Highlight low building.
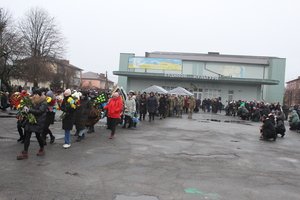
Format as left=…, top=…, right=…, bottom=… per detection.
left=284, top=76, right=300, bottom=106
left=11, top=59, right=82, bottom=90
left=81, top=71, right=114, bottom=90
left=114, top=51, right=286, bottom=104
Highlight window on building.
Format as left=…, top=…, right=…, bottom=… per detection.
left=182, top=64, right=193, bottom=75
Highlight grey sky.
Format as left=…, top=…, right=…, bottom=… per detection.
left=2, top=0, right=300, bottom=83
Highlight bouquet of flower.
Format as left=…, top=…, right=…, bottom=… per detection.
left=46, top=96, right=57, bottom=112
left=95, top=93, right=108, bottom=104
left=59, top=96, right=78, bottom=120
left=17, top=96, right=37, bottom=124
left=67, top=96, right=78, bottom=109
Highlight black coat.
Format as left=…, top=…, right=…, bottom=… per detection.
left=275, top=118, right=286, bottom=134
left=61, top=96, right=75, bottom=130
left=25, top=100, right=47, bottom=133
left=158, top=97, right=167, bottom=114
left=139, top=97, right=147, bottom=114
left=147, top=96, right=158, bottom=113
left=74, top=99, right=91, bottom=130
left=261, top=118, right=276, bottom=139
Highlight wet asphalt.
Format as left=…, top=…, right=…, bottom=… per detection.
left=0, top=111, right=300, bottom=200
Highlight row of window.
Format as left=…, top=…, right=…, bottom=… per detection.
left=161, top=86, right=234, bottom=101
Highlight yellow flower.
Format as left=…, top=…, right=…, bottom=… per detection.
left=71, top=104, right=76, bottom=109
left=67, top=97, right=73, bottom=103
left=46, top=97, right=52, bottom=103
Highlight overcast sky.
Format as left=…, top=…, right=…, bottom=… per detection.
left=2, top=0, right=300, bottom=83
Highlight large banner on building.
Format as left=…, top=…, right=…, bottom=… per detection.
left=128, top=57, right=182, bottom=71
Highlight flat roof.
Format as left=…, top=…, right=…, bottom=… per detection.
left=146, top=51, right=284, bottom=65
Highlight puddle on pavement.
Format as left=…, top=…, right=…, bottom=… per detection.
left=114, top=194, right=159, bottom=200
left=202, top=119, right=253, bottom=126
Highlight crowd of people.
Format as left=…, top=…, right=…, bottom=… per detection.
left=1, top=86, right=300, bottom=160
left=223, top=100, right=300, bottom=141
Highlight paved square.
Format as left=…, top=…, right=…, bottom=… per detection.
left=0, top=112, right=299, bottom=200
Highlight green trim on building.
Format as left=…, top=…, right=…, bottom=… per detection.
left=113, top=71, right=279, bottom=85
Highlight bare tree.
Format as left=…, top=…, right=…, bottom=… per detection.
left=0, top=8, right=24, bottom=92
left=19, top=7, right=65, bottom=87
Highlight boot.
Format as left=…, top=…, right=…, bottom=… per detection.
left=17, top=137, right=24, bottom=142
left=36, top=148, right=45, bottom=156
left=109, top=133, right=114, bottom=139
left=76, top=136, right=82, bottom=142
left=17, top=151, right=28, bottom=160
left=50, top=136, right=55, bottom=144
left=91, top=126, right=95, bottom=133
left=87, top=127, right=93, bottom=133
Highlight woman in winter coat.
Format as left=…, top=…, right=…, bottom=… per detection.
left=74, top=92, right=91, bottom=142
left=123, top=94, right=136, bottom=128
left=60, top=89, right=76, bottom=148
left=139, top=93, right=147, bottom=121
left=42, top=90, right=56, bottom=145
left=158, top=94, right=167, bottom=119
left=275, top=111, right=286, bottom=137
left=104, top=92, right=123, bottom=139
left=187, top=96, right=196, bottom=119
left=289, top=110, right=300, bottom=130
left=17, top=90, right=47, bottom=160
left=146, top=92, right=158, bottom=122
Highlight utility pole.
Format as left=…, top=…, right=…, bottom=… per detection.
left=105, top=71, right=108, bottom=90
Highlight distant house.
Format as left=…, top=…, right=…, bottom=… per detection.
left=81, top=71, right=114, bottom=90
left=284, top=76, right=300, bottom=106
left=54, top=59, right=83, bottom=89
left=10, top=58, right=82, bottom=90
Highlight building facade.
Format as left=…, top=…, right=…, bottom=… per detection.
left=81, top=71, right=114, bottom=90
left=284, top=76, right=300, bottom=106
left=114, top=51, right=286, bottom=104
left=11, top=59, right=82, bottom=90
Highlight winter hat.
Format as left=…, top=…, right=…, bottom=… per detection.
left=32, top=89, right=42, bottom=96
left=46, top=90, right=54, bottom=98
left=112, top=92, right=119, bottom=98
left=64, top=89, right=71, bottom=96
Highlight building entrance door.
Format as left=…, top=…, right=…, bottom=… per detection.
left=193, top=92, right=202, bottom=100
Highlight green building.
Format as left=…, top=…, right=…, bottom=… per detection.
left=114, top=51, right=286, bottom=104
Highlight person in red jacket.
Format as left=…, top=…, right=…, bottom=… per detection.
left=104, top=92, right=123, bottom=139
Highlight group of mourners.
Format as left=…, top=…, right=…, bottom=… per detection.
left=4, top=86, right=300, bottom=160
left=11, top=87, right=197, bottom=160
left=223, top=100, right=300, bottom=141
left=13, top=88, right=105, bottom=160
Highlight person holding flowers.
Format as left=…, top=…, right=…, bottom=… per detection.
left=60, top=89, right=76, bottom=149
left=74, top=91, right=91, bottom=142
left=17, top=89, right=48, bottom=160
left=13, top=90, right=29, bottom=143
left=42, top=90, right=56, bottom=145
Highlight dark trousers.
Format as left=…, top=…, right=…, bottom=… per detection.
left=24, top=131, right=44, bottom=152
left=17, top=121, right=24, bottom=139
left=123, top=115, right=133, bottom=128
left=139, top=112, right=146, bottom=120
left=42, top=127, right=54, bottom=142
left=108, top=118, right=119, bottom=135
left=149, top=112, right=155, bottom=121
